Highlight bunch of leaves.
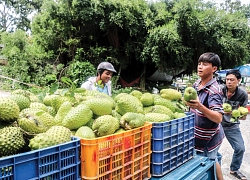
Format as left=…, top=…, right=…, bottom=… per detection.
left=65, top=61, right=95, bottom=87
left=0, top=30, right=56, bottom=89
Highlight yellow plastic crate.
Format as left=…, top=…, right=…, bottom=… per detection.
left=80, top=122, right=152, bottom=180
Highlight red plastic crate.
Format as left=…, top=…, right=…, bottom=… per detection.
left=80, top=122, right=152, bottom=180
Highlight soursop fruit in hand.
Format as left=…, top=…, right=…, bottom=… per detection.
left=223, top=103, right=232, bottom=113
left=92, top=115, right=120, bottom=137
left=230, top=109, right=241, bottom=122
left=238, top=107, right=249, bottom=117
left=120, top=112, right=145, bottom=130
left=183, top=87, right=197, bottom=102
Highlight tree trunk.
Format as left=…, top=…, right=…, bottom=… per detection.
left=140, top=64, right=146, bottom=91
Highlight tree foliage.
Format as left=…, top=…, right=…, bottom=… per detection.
left=0, top=0, right=42, bottom=32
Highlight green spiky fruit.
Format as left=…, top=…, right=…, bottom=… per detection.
left=92, top=115, right=120, bottom=137
left=18, top=110, right=56, bottom=134
left=30, top=102, right=48, bottom=112
left=47, top=106, right=57, bottom=116
left=75, top=126, right=96, bottom=139
left=173, top=112, right=186, bottom=119
left=130, top=90, right=142, bottom=99
left=86, top=118, right=95, bottom=129
left=149, top=105, right=174, bottom=119
left=51, top=95, right=75, bottom=112
left=238, top=107, right=248, bottom=116
left=111, top=110, right=122, bottom=120
left=9, top=94, right=31, bottom=111
left=29, top=95, right=40, bottom=102
left=11, top=89, right=32, bottom=99
left=160, top=88, right=182, bottom=101
left=120, top=112, right=145, bottom=130
left=114, top=93, right=143, bottom=115
left=223, top=103, right=232, bottom=112
left=140, top=93, right=154, bottom=107
left=232, top=109, right=241, bottom=118
left=0, top=97, right=20, bottom=122
left=54, top=101, right=72, bottom=125
left=0, top=127, right=25, bottom=157
left=115, top=128, right=126, bottom=134
left=154, top=97, right=176, bottom=112
left=62, top=104, right=93, bottom=130
left=43, top=94, right=58, bottom=106
left=143, top=106, right=153, bottom=114
left=84, top=97, right=114, bottom=116
left=28, top=126, right=71, bottom=150
left=145, top=113, right=170, bottom=122
left=183, top=87, right=197, bottom=102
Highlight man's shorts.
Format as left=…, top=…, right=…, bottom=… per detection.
left=196, top=145, right=221, bottom=163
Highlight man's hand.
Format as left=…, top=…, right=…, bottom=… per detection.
left=239, top=115, right=247, bottom=120
left=185, top=98, right=202, bottom=110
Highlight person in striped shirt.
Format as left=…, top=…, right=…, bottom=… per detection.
left=185, top=52, right=225, bottom=180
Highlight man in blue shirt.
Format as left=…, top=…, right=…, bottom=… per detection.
left=186, top=52, right=224, bottom=180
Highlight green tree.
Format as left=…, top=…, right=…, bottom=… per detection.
left=173, top=0, right=250, bottom=71
left=0, top=30, right=56, bottom=87
left=0, top=0, right=42, bottom=32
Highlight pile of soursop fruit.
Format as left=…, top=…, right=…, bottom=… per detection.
left=0, top=88, right=187, bottom=158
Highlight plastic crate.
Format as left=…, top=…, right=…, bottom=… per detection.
left=0, top=137, right=81, bottom=180
left=151, top=113, right=194, bottom=141
left=150, top=155, right=216, bottom=180
left=150, top=113, right=195, bottom=177
left=80, top=122, right=152, bottom=180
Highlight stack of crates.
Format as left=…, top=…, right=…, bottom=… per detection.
left=150, top=112, right=195, bottom=177
left=80, top=122, right=152, bottom=180
left=0, top=137, right=81, bottom=180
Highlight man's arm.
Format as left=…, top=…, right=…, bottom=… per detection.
left=186, top=100, right=223, bottom=124
left=239, top=90, right=248, bottom=120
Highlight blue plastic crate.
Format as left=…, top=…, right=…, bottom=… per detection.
left=150, top=112, right=195, bottom=177
left=151, top=138, right=194, bottom=163
left=151, top=113, right=194, bottom=140
left=150, top=155, right=216, bottom=180
left=151, top=148, right=195, bottom=176
left=0, top=136, right=81, bottom=180
left=151, top=129, right=194, bottom=152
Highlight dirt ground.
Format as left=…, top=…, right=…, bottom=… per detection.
left=220, top=115, right=250, bottom=180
